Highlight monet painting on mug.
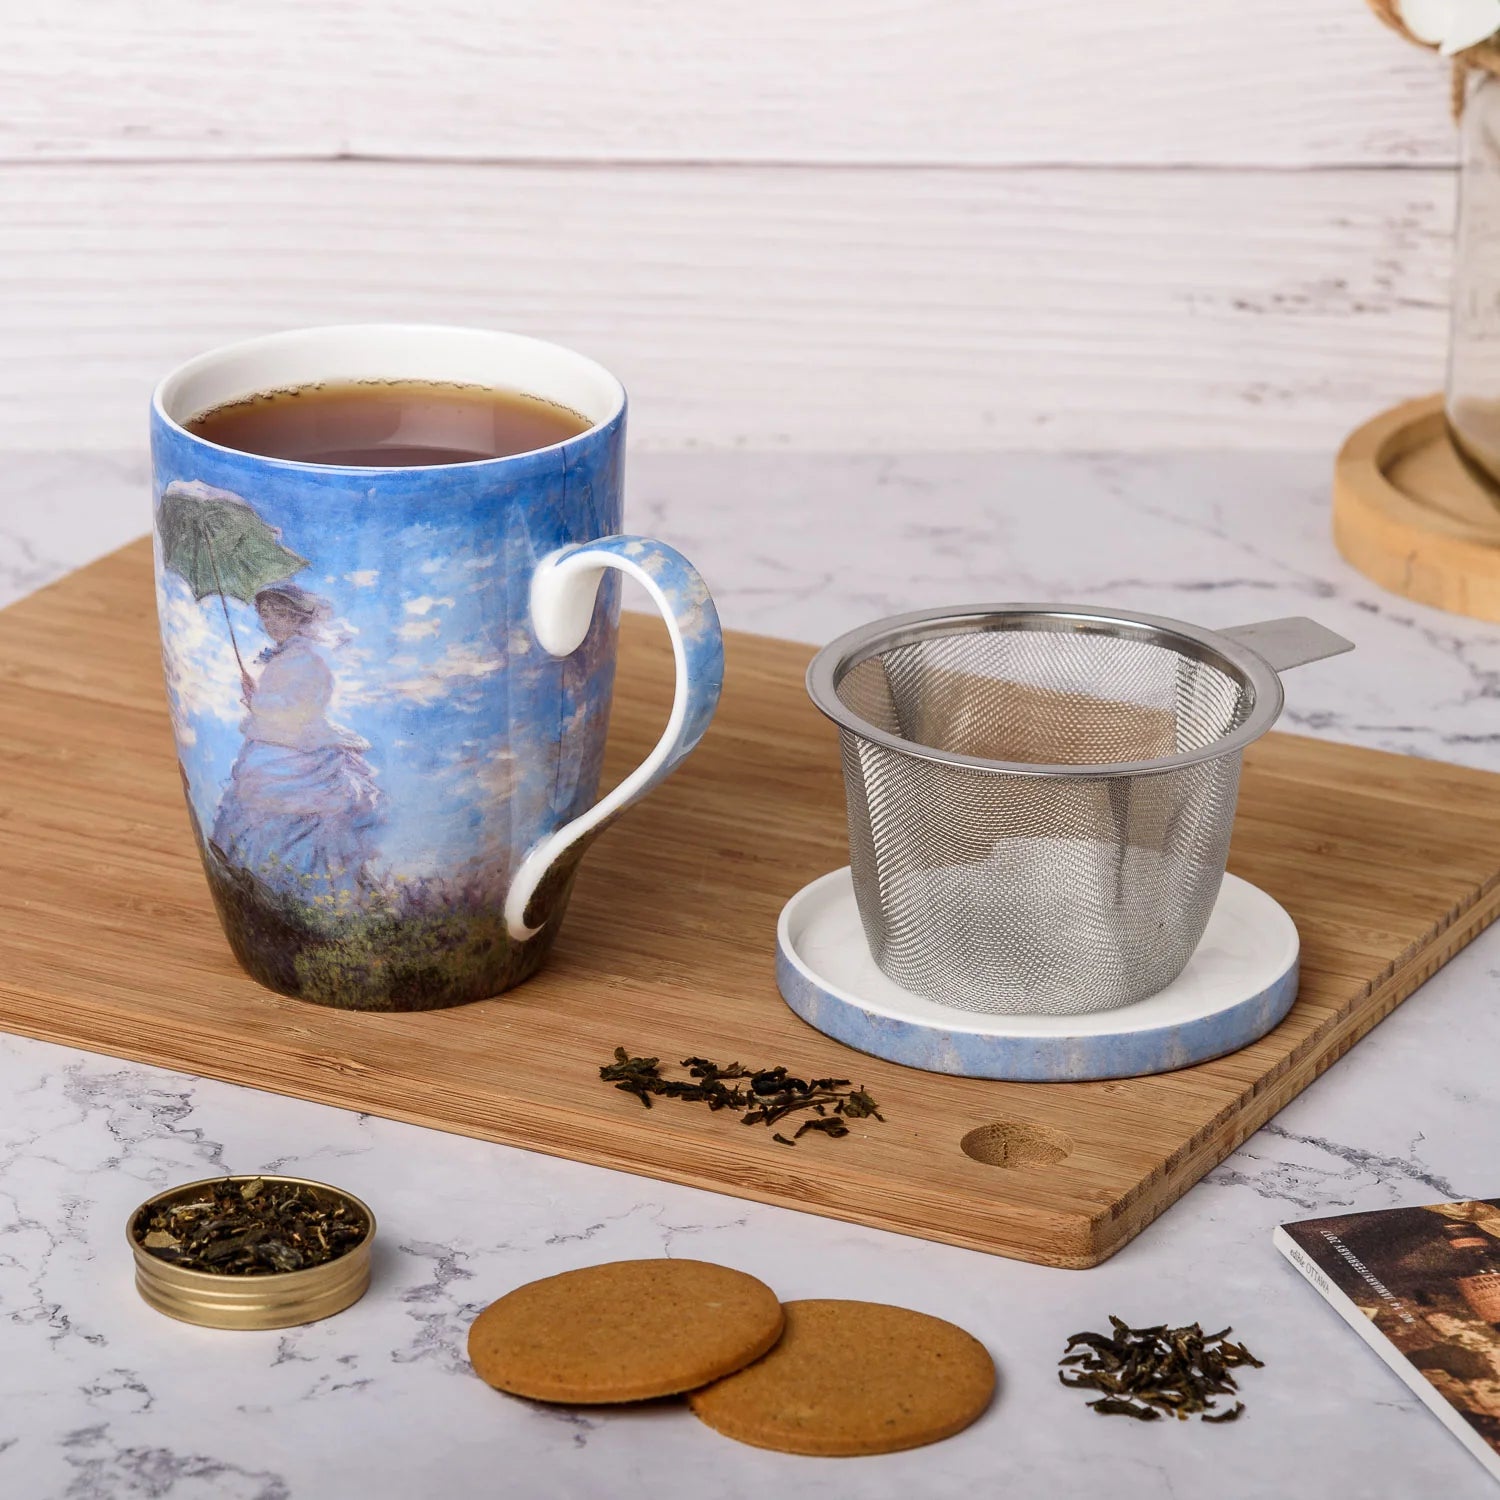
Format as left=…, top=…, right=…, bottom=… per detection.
left=151, top=328, right=723, bottom=1014
left=154, top=469, right=609, bottom=1012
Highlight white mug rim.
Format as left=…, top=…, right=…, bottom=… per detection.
left=151, top=324, right=627, bottom=475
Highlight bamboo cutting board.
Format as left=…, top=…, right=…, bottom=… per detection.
left=4, top=541, right=1499, bottom=1268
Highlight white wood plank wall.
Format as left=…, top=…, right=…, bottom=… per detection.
left=0, top=1, right=1463, bottom=452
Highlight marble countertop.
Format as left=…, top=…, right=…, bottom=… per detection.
left=5, top=448, right=1500, bottom=1499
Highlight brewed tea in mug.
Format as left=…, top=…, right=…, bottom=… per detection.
left=186, top=380, right=593, bottom=467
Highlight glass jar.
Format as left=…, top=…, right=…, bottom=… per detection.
left=1448, top=72, right=1500, bottom=492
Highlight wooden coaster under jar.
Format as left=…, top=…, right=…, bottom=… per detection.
left=1334, top=394, right=1500, bottom=624
left=127, top=1174, right=375, bottom=1330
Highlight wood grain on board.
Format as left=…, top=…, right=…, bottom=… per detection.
left=0, top=162, right=1450, bottom=454
left=2, top=541, right=1497, bottom=1267
left=3, top=0, right=1451, bottom=167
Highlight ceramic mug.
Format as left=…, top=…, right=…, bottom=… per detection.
left=151, top=325, right=723, bottom=1010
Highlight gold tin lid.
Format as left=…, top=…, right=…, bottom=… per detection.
left=128, top=1174, right=375, bottom=1331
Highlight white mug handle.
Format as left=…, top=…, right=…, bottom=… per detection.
left=503, top=535, right=724, bottom=941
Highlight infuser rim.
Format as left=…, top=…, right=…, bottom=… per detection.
left=805, top=603, right=1286, bottom=780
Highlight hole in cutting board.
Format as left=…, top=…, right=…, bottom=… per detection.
left=961, top=1121, right=1071, bottom=1170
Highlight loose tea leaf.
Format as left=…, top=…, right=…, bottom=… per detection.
left=1058, top=1317, right=1262, bottom=1423
left=1088, top=1397, right=1161, bottom=1421
left=600, top=1049, right=883, bottom=1144
left=1201, top=1401, right=1246, bottom=1424
left=135, top=1180, right=367, bottom=1276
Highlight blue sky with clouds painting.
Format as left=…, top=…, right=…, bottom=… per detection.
left=152, top=427, right=623, bottom=887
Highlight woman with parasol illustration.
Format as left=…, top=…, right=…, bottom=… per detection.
left=157, top=481, right=380, bottom=898
left=211, top=584, right=380, bottom=897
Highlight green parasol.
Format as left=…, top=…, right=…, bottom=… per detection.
left=156, top=480, right=309, bottom=674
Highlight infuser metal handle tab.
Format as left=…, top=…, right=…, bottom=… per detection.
left=1220, top=617, right=1354, bottom=674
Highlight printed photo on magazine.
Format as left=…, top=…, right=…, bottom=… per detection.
left=1276, top=1199, right=1500, bottom=1484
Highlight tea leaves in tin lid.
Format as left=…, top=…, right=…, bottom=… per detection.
left=136, top=1177, right=368, bottom=1276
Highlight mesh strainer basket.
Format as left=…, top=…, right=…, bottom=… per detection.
left=807, top=607, right=1353, bottom=1016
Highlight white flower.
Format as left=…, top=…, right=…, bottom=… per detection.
left=1400, top=0, right=1500, bottom=55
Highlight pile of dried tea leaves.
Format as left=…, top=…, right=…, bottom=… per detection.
left=600, top=1050, right=884, bottom=1146
left=136, top=1177, right=368, bottom=1275
left=1058, top=1316, right=1263, bottom=1423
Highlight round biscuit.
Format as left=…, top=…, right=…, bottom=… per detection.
left=467, top=1258, right=785, bottom=1404
left=688, top=1298, right=995, bottom=1455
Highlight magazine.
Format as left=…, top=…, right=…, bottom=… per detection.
left=1276, top=1199, right=1500, bottom=1484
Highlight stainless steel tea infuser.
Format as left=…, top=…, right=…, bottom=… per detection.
left=807, top=606, right=1353, bottom=1016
